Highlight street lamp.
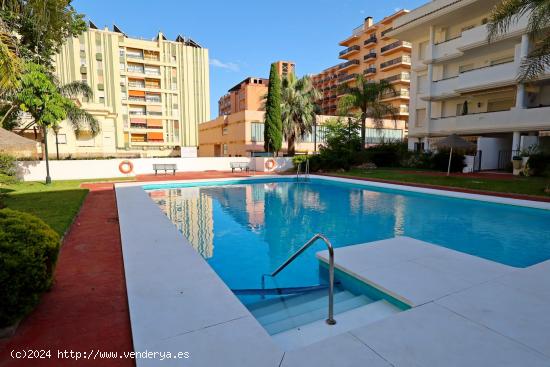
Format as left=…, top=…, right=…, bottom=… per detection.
left=52, top=125, right=61, bottom=160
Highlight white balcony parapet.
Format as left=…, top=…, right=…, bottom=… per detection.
left=429, top=76, right=459, bottom=100
left=456, top=61, right=517, bottom=93
left=424, top=106, right=550, bottom=135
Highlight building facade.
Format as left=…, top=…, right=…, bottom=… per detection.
left=390, top=0, right=550, bottom=169
left=198, top=110, right=333, bottom=157
left=312, top=10, right=412, bottom=128
left=217, top=61, right=294, bottom=116
left=46, top=23, right=210, bottom=158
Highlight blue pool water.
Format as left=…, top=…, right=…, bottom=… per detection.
left=146, top=177, right=550, bottom=294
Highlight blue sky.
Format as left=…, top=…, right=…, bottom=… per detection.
left=74, top=0, right=425, bottom=118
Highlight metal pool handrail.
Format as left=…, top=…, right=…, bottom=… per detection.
left=264, top=233, right=336, bottom=325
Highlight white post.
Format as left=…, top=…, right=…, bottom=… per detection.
left=516, top=34, right=530, bottom=108
left=512, top=131, right=521, bottom=157
left=447, top=147, right=453, bottom=176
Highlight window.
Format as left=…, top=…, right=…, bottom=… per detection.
left=490, top=56, right=514, bottom=66
left=415, top=108, right=426, bottom=127
left=365, top=128, right=403, bottom=144
left=418, top=41, right=428, bottom=60
left=222, top=126, right=228, bottom=135
left=250, top=122, right=264, bottom=142
left=222, top=144, right=228, bottom=156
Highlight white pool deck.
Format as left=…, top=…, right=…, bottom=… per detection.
left=115, top=176, right=550, bottom=367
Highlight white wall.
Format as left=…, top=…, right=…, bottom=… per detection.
left=17, top=157, right=294, bottom=181
left=477, top=136, right=511, bottom=170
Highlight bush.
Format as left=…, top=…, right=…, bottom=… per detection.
left=292, top=155, right=310, bottom=169
left=362, top=142, right=409, bottom=167
left=401, top=151, right=434, bottom=169
left=527, top=153, right=550, bottom=176
left=0, top=153, right=17, bottom=184
left=432, top=149, right=466, bottom=172
left=0, top=209, right=60, bottom=328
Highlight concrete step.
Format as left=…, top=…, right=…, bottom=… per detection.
left=272, top=299, right=402, bottom=351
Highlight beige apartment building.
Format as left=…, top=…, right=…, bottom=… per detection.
left=199, top=110, right=333, bottom=157
left=390, top=0, right=550, bottom=170
left=311, top=10, right=411, bottom=143
left=218, top=61, right=294, bottom=116
left=39, top=22, right=210, bottom=158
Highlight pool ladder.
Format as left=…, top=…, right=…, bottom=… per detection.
left=296, top=158, right=310, bottom=181
left=262, top=233, right=336, bottom=325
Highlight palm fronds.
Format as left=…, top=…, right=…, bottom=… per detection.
left=64, top=102, right=100, bottom=136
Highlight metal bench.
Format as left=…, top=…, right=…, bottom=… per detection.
left=153, top=163, right=177, bottom=175
left=230, top=162, right=250, bottom=173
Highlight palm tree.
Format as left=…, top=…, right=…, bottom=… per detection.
left=338, top=75, right=397, bottom=149
left=280, top=74, right=321, bottom=156
left=488, top=0, right=550, bottom=80
left=0, top=18, right=21, bottom=96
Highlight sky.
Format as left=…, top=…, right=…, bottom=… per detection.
left=74, top=0, right=426, bottom=118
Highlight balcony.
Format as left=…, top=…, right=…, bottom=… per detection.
left=380, top=41, right=412, bottom=55
left=364, top=67, right=376, bottom=75
left=338, top=60, right=360, bottom=71
left=338, top=73, right=358, bottom=83
left=363, top=52, right=376, bottom=61
left=427, top=106, right=550, bottom=135
left=429, top=76, right=459, bottom=100
left=364, top=36, right=377, bottom=46
left=456, top=61, right=517, bottom=93
left=380, top=55, right=412, bottom=71
left=429, top=15, right=528, bottom=63
left=382, top=89, right=410, bottom=100
left=340, top=24, right=364, bottom=46
left=339, top=45, right=360, bottom=58
left=382, top=72, right=410, bottom=84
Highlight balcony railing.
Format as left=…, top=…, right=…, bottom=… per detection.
left=381, top=41, right=411, bottom=53
left=364, top=36, right=377, bottom=46
left=127, top=67, right=144, bottom=73
left=338, top=73, right=358, bottom=83
left=339, top=45, right=360, bottom=57
left=380, top=56, right=412, bottom=69
left=382, top=72, right=410, bottom=83
left=338, top=60, right=360, bottom=69
left=364, top=52, right=377, bottom=61
left=128, top=82, right=145, bottom=88
left=364, top=67, right=376, bottom=75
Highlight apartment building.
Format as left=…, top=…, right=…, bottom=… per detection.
left=312, top=10, right=411, bottom=129
left=199, top=110, right=333, bottom=157
left=217, top=61, right=294, bottom=116
left=46, top=22, right=210, bottom=158
left=390, top=0, right=550, bottom=170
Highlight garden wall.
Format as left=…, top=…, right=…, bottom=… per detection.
left=17, top=157, right=294, bottom=181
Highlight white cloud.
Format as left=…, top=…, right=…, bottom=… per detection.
left=210, top=58, right=240, bottom=72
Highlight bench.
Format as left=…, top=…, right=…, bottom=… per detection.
left=153, top=163, right=177, bottom=175
left=230, top=162, right=250, bottom=173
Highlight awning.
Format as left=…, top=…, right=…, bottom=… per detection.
left=147, top=132, right=164, bottom=140
left=130, top=118, right=146, bottom=124
left=147, top=119, right=163, bottom=128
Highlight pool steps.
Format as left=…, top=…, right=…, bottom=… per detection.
left=248, top=288, right=400, bottom=348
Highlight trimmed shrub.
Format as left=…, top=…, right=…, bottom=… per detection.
left=0, top=153, right=17, bottom=184
left=401, top=151, right=434, bottom=169
left=292, top=155, right=310, bottom=169
left=432, top=149, right=466, bottom=172
left=527, top=153, right=550, bottom=176
left=0, top=209, right=60, bottom=328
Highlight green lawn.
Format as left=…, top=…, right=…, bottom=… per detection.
left=335, top=168, right=550, bottom=198
left=0, top=178, right=133, bottom=235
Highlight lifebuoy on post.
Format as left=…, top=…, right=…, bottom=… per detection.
left=264, top=158, right=276, bottom=172
left=119, top=160, right=134, bottom=174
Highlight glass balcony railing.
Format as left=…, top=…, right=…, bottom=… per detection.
left=382, top=72, right=410, bottom=83
left=364, top=67, right=376, bottom=74
left=364, top=36, right=377, bottom=46
left=364, top=52, right=376, bottom=61
left=380, top=55, right=412, bottom=69
left=338, top=60, right=360, bottom=69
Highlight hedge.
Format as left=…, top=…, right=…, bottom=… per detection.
left=0, top=209, right=60, bottom=328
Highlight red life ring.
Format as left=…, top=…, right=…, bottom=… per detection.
left=265, top=159, right=276, bottom=171
left=119, top=160, right=134, bottom=174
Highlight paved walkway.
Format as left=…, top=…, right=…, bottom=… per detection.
left=0, top=171, right=264, bottom=366
left=0, top=185, right=134, bottom=366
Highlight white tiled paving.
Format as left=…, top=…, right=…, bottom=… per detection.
left=117, top=181, right=550, bottom=367
left=351, top=303, right=550, bottom=367
left=317, top=236, right=515, bottom=306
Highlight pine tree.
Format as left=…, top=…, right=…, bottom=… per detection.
left=264, top=63, right=283, bottom=154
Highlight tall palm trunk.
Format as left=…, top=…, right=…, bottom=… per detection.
left=287, top=134, right=296, bottom=156
left=360, top=112, right=367, bottom=150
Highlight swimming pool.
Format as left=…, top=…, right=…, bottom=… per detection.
left=145, top=177, right=550, bottom=293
